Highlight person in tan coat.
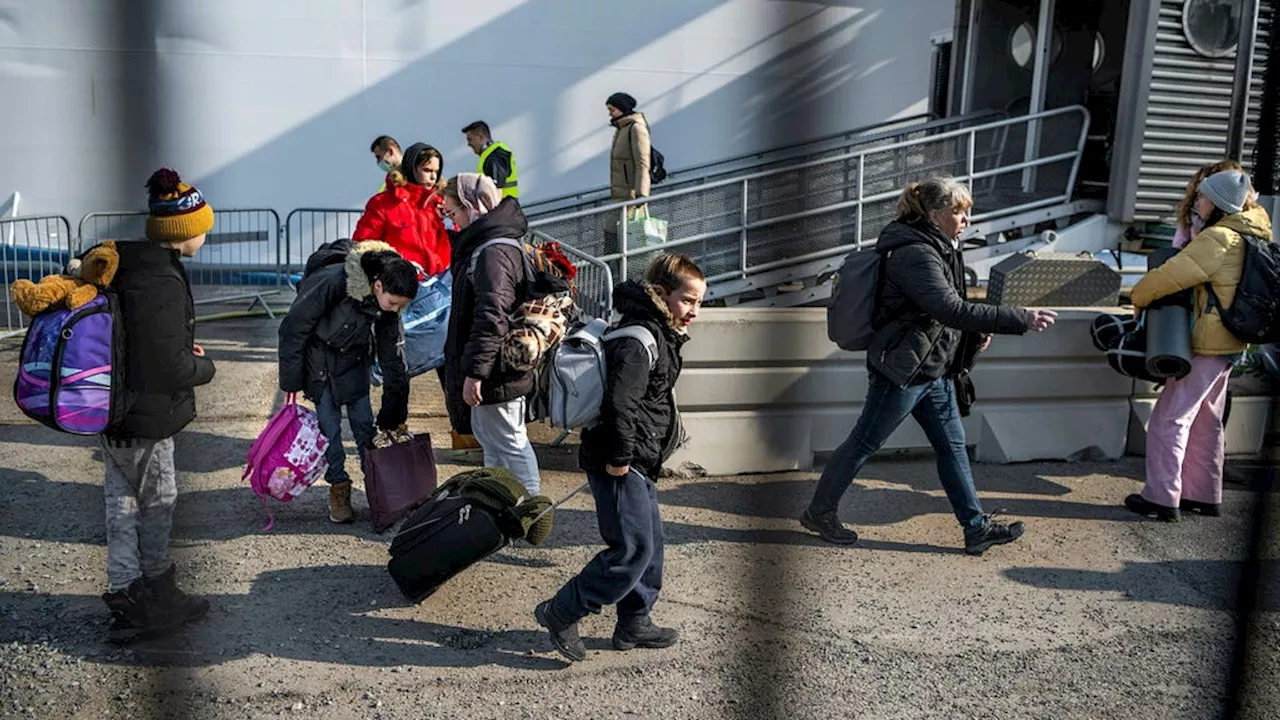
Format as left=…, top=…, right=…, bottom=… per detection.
left=1126, top=169, right=1273, bottom=521
left=607, top=92, right=651, bottom=202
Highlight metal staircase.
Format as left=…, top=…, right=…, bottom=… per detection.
left=521, top=112, right=1002, bottom=220
left=529, top=106, right=1103, bottom=314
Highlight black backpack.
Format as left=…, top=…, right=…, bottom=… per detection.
left=300, top=238, right=355, bottom=283
left=1208, top=233, right=1280, bottom=344
left=650, top=146, right=668, bottom=185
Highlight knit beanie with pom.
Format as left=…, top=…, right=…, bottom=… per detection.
left=145, top=168, right=215, bottom=242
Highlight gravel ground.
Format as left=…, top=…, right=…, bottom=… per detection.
left=0, top=318, right=1275, bottom=720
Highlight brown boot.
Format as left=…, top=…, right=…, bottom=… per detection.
left=328, top=481, right=354, bottom=524
left=451, top=430, right=482, bottom=450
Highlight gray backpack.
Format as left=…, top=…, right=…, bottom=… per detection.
left=543, top=318, right=658, bottom=430
left=826, top=248, right=891, bottom=351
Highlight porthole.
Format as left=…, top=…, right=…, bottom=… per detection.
left=1010, top=21, right=1064, bottom=69
left=1183, top=0, right=1243, bottom=58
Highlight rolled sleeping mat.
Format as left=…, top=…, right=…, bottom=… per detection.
left=1144, top=248, right=1194, bottom=379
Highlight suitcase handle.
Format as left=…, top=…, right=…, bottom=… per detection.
left=392, top=480, right=590, bottom=540
left=529, top=480, right=590, bottom=527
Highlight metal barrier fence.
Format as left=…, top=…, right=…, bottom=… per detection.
left=1, top=215, right=74, bottom=339
left=78, top=208, right=284, bottom=316
left=529, top=105, right=1091, bottom=312
left=282, top=208, right=363, bottom=287
left=531, top=230, right=616, bottom=319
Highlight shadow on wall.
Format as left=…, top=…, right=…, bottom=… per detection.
left=187, top=0, right=920, bottom=213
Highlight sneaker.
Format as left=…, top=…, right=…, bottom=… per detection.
left=964, top=513, right=1025, bottom=556
left=329, top=481, right=355, bottom=524
left=1124, top=493, right=1179, bottom=522
left=613, top=615, right=679, bottom=651
left=1179, top=499, right=1221, bottom=517
left=800, top=508, right=859, bottom=545
left=535, top=600, right=586, bottom=662
left=145, top=565, right=210, bottom=627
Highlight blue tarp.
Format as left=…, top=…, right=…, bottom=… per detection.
left=372, top=270, right=451, bottom=386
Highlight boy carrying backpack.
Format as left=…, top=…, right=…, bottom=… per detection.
left=535, top=254, right=705, bottom=662
left=98, top=168, right=218, bottom=643
left=277, top=239, right=418, bottom=524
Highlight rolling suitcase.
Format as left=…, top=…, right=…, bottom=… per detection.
left=387, top=482, right=510, bottom=603
left=387, top=471, right=588, bottom=603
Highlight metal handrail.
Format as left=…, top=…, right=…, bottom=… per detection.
left=521, top=110, right=1011, bottom=217
left=531, top=105, right=1092, bottom=285
left=521, top=112, right=942, bottom=213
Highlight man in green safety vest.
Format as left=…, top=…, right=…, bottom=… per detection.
left=462, top=121, right=518, bottom=199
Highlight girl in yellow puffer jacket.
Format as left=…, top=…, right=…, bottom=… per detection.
left=1126, top=169, right=1273, bottom=521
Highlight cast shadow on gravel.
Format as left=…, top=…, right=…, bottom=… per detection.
left=656, top=473, right=1137, bottom=529
left=0, top=564, right=572, bottom=671
left=1004, top=559, right=1280, bottom=613
left=0, top=426, right=254, bottom=474
left=4, top=469, right=909, bottom=554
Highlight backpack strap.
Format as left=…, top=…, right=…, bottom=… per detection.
left=602, top=325, right=658, bottom=370
left=467, top=238, right=529, bottom=283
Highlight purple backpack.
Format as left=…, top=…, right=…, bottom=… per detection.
left=14, top=291, right=127, bottom=435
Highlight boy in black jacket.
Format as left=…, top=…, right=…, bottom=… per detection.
left=100, top=169, right=218, bottom=644
left=277, top=239, right=417, bottom=524
left=536, top=254, right=706, bottom=662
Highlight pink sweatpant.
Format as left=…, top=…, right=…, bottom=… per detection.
left=1142, top=355, right=1232, bottom=508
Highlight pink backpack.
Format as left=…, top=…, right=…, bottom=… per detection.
left=242, top=394, right=330, bottom=530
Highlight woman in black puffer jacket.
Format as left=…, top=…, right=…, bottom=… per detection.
left=802, top=176, right=1059, bottom=555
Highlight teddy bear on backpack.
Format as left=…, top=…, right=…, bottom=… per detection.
left=10, top=240, right=120, bottom=317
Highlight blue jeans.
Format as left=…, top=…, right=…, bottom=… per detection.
left=808, top=370, right=986, bottom=532
left=553, top=468, right=664, bottom=623
left=314, top=388, right=376, bottom=485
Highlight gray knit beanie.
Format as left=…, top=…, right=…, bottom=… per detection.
left=1199, top=169, right=1251, bottom=215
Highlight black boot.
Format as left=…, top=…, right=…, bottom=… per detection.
left=964, top=514, right=1025, bottom=556
left=1179, top=499, right=1221, bottom=517
left=1125, top=494, right=1180, bottom=522
left=535, top=600, right=586, bottom=662
left=800, top=508, right=859, bottom=545
left=101, top=578, right=166, bottom=645
left=613, top=615, right=679, bottom=651
left=145, top=565, right=210, bottom=627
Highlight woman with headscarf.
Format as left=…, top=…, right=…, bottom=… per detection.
left=439, top=173, right=542, bottom=495
left=353, top=142, right=450, bottom=276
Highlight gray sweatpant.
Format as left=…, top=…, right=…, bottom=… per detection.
left=101, top=436, right=177, bottom=592
left=470, top=397, right=541, bottom=494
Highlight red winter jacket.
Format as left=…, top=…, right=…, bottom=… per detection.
left=352, top=181, right=451, bottom=276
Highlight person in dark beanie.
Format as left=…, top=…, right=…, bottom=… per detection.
left=277, top=240, right=418, bottom=523
left=606, top=92, right=651, bottom=204
left=536, top=254, right=706, bottom=662
left=99, top=168, right=218, bottom=644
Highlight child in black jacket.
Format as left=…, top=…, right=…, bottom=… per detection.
left=536, top=254, right=706, bottom=662
left=277, top=239, right=418, bottom=524
left=100, top=169, right=218, bottom=644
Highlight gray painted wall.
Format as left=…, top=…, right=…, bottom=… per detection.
left=0, top=0, right=952, bottom=224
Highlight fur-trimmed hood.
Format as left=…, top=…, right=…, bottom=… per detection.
left=613, top=280, right=682, bottom=334
left=344, top=240, right=395, bottom=301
